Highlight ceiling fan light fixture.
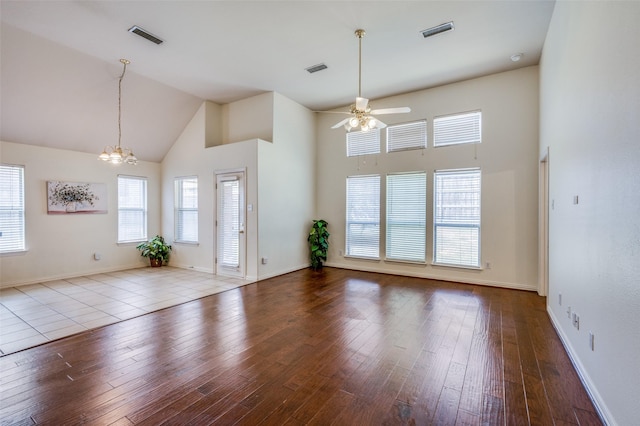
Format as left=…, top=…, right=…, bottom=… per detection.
left=421, top=21, right=454, bottom=39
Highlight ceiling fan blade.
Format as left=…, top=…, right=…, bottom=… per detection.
left=370, top=106, right=411, bottom=115
left=331, top=118, right=351, bottom=129
left=374, top=118, right=387, bottom=129
left=315, top=111, right=352, bottom=114
left=355, top=97, right=369, bottom=111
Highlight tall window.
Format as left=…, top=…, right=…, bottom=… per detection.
left=0, top=164, right=25, bottom=253
left=386, top=172, right=426, bottom=262
left=386, top=120, right=427, bottom=152
left=434, top=111, right=482, bottom=147
left=174, top=177, right=198, bottom=243
left=347, top=129, right=380, bottom=157
left=346, top=175, right=380, bottom=258
left=118, top=175, right=147, bottom=243
left=433, top=169, right=481, bottom=267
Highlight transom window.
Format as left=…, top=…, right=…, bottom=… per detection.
left=386, top=120, right=427, bottom=152
left=347, top=129, right=380, bottom=157
left=434, top=111, right=482, bottom=147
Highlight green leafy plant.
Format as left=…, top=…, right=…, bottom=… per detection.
left=307, top=219, right=329, bottom=270
left=136, top=235, right=172, bottom=266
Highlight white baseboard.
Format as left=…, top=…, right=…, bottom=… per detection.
left=323, top=261, right=537, bottom=292
left=547, top=307, right=614, bottom=426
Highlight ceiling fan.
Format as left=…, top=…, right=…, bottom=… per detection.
left=329, top=29, right=411, bottom=132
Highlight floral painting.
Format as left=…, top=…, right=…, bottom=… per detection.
left=47, top=181, right=108, bottom=214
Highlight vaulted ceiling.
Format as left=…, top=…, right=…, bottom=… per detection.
left=0, top=1, right=555, bottom=162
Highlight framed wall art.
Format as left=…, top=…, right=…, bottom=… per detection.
left=47, top=181, right=108, bottom=214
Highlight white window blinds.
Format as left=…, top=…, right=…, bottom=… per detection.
left=434, top=111, right=482, bottom=147
left=433, top=169, right=481, bottom=267
left=386, top=172, right=426, bottom=262
left=175, top=177, right=198, bottom=243
left=118, top=175, right=147, bottom=243
left=346, top=175, right=380, bottom=258
left=0, top=165, right=25, bottom=253
left=347, top=129, right=381, bottom=157
left=386, top=120, right=427, bottom=152
left=218, top=178, right=240, bottom=269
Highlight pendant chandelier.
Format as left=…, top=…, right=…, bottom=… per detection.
left=98, top=59, right=138, bottom=165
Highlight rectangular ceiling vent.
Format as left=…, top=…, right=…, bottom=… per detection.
left=421, top=21, right=454, bottom=39
left=128, top=25, right=164, bottom=45
left=305, top=63, right=328, bottom=74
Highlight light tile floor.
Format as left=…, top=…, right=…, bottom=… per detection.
left=0, top=267, right=254, bottom=356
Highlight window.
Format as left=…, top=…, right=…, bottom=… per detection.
left=174, top=177, right=198, bottom=243
left=347, top=129, right=380, bottom=157
left=386, top=120, right=427, bottom=152
left=118, top=175, right=147, bottom=243
left=433, top=169, right=481, bottom=267
left=386, top=172, right=427, bottom=262
left=0, top=164, right=25, bottom=253
left=434, top=111, right=482, bottom=147
left=346, top=175, right=380, bottom=258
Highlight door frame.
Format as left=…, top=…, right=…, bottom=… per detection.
left=538, top=148, right=550, bottom=296
left=215, top=168, right=247, bottom=279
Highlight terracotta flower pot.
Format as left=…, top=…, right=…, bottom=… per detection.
left=149, top=258, right=163, bottom=267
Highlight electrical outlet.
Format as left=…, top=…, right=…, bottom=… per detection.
left=572, top=313, right=580, bottom=330
left=261, top=257, right=268, bottom=265
left=485, top=261, right=491, bottom=269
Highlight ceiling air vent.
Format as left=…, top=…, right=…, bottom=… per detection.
left=128, top=25, right=164, bottom=45
left=420, top=21, right=454, bottom=39
left=305, top=63, right=328, bottom=74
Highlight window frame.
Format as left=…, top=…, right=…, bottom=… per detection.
left=346, top=128, right=381, bottom=157
left=117, top=175, right=148, bottom=244
left=174, top=176, right=199, bottom=244
left=433, top=168, right=482, bottom=269
left=0, top=164, right=26, bottom=254
left=345, top=174, right=381, bottom=259
left=386, top=120, right=428, bottom=153
left=433, top=110, right=482, bottom=147
left=385, top=171, right=427, bottom=263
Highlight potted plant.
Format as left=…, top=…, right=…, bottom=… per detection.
left=136, top=235, right=172, bottom=267
left=307, top=219, right=329, bottom=270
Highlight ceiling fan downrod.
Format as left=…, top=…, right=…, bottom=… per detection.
left=355, top=29, right=365, bottom=99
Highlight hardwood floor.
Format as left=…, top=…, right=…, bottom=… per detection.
left=0, top=268, right=602, bottom=425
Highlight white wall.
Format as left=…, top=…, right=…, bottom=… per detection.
left=540, top=2, right=640, bottom=425
left=161, top=101, right=260, bottom=280
left=317, top=66, right=540, bottom=290
left=0, top=141, right=161, bottom=287
left=161, top=92, right=315, bottom=281
left=257, top=93, right=316, bottom=279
